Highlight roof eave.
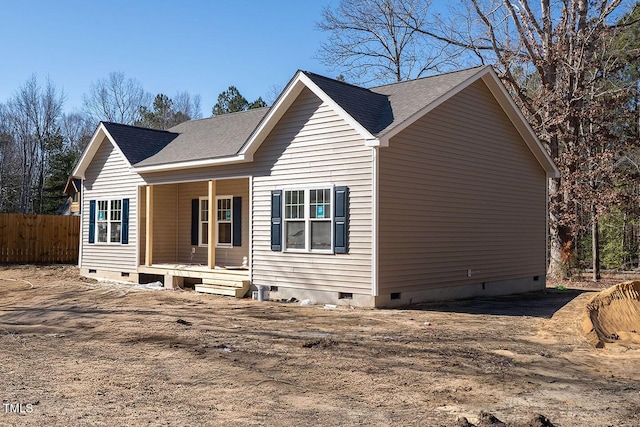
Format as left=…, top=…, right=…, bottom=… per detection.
left=133, top=154, right=252, bottom=174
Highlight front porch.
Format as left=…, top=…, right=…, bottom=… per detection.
left=138, top=177, right=250, bottom=298
left=138, top=264, right=250, bottom=298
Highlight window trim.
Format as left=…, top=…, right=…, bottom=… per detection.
left=282, top=186, right=334, bottom=253
left=215, top=195, right=233, bottom=248
left=93, top=198, right=124, bottom=245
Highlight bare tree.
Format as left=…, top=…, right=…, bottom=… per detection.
left=173, top=91, right=202, bottom=121
left=319, top=0, right=640, bottom=279
left=0, top=103, right=19, bottom=212
left=264, top=84, right=283, bottom=106
left=82, top=71, right=151, bottom=125
left=462, top=1, right=633, bottom=279
left=5, top=75, right=64, bottom=213
left=316, top=0, right=464, bottom=84
left=61, top=112, right=94, bottom=153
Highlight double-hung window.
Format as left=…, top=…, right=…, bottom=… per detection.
left=271, top=186, right=348, bottom=254
left=95, top=199, right=123, bottom=244
left=216, top=196, right=232, bottom=247
left=284, top=188, right=332, bottom=252
left=192, top=196, right=241, bottom=247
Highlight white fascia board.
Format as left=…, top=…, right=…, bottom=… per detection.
left=133, top=154, right=251, bottom=174
left=365, top=138, right=384, bottom=147
left=378, top=66, right=491, bottom=147
left=480, top=69, right=560, bottom=178
left=239, top=71, right=377, bottom=157
left=72, top=123, right=133, bottom=179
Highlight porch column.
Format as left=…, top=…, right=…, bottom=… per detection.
left=145, top=185, right=153, bottom=266
left=208, top=180, right=216, bottom=269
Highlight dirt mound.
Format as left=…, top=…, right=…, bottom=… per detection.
left=583, top=281, right=640, bottom=348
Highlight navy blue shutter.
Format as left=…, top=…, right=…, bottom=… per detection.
left=121, top=198, right=129, bottom=244
left=191, top=199, right=199, bottom=245
left=333, top=186, right=349, bottom=254
left=88, top=200, right=96, bottom=243
left=232, top=196, right=242, bottom=247
left=271, top=190, right=282, bottom=251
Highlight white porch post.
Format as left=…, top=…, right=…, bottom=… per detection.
left=145, top=185, right=153, bottom=266
left=208, top=180, right=216, bottom=269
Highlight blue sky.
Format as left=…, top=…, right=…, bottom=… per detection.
left=0, top=0, right=341, bottom=116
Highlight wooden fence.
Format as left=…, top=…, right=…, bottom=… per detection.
left=0, top=213, right=80, bottom=264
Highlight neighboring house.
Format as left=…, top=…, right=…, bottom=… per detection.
left=59, top=177, right=82, bottom=216
left=72, top=66, right=559, bottom=307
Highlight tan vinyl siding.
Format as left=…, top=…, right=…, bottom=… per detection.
left=137, top=88, right=374, bottom=293
left=151, top=184, right=178, bottom=263
left=378, top=79, right=547, bottom=294
left=250, top=88, right=373, bottom=294
left=176, top=181, right=208, bottom=264
left=82, top=137, right=145, bottom=272
left=213, top=178, right=249, bottom=266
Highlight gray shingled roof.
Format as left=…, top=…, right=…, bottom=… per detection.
left=103, top=67, right=485, bottom=169
left=370, top=66, right=484, bottom=137
left=302, top=72, right=393, bottom=134
left=102, top=122, right=178, bottom=165
left=134, top=107, right=269, bottom=167
left=303, top=66, right=484, bottom=138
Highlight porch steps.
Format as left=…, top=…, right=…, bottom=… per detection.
left=195, top=278, right=250, bottom=298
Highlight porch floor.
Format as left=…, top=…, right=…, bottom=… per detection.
left=138, top=264, right=248, bottom=279
left=137, top=264, right=250, bottom=298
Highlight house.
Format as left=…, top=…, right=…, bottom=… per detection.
left=72, top=66, right=559, bottom=307
left=58, top=177, right=82, bottom=215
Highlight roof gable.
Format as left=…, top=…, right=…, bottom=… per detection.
left=101, top=122, right=178, bottom=165
left=239, top=70, right=383, bottom=157
left=303, top=73, right=393, bottom=135
left=370, top=67, right=486, bottom=139
left=63, top=177, right=81, bottom=195
left=73, top=122, right=177, bottom=178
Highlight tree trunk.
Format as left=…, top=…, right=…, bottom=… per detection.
left=548, top=176, right=571, bottom=278
left=592, top=204, right=600, bottom=281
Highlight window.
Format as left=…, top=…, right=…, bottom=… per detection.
left=309, top=189, right=331, bottom=250
left=284, top=188, right=332, bottom=251
left=95, top=199, right=122, bottom=244
left=271, top=187, right=348, bottom=253
left=216, top=196, right=232, bottom=247
left=192, top=196, right=241, bottom=247
left=284, top=190, right=305, bottom=249
left=199, top=198, right=209, bottom=246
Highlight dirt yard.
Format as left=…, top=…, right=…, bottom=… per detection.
left=0, top=266, right=639, bottom=426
